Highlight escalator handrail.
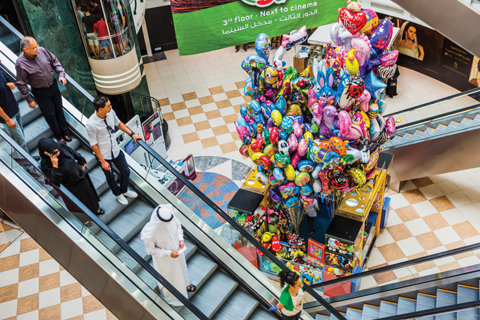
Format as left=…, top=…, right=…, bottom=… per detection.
left=0, top=123, right=210, bottom=320
left=136, top=140, right=347, bottom=320
left=394, top=102, right=480, bottom=131
left=388, top=86, right=480, bottom=118
left=310, top=241, right=480, bottom=289
left=375, top=299, right=480, bottom=320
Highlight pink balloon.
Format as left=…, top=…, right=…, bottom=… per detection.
left=351, top=35, right=371, bottom=66
left=356, top=89, right=371, bottom=113
left=291, top=151, right=301, bottom=169
left=288, top=133, right=298, bottom=152
left=381, top=50, right=399, bottom=67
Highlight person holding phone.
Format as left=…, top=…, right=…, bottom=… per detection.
left=141, top=204, right=195, bottom=306
left=38, top=138, right=104, bottom=219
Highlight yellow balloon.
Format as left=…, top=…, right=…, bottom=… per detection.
left=271, top=110, right=282, bottom=127
left=286, top=104, right=302, bottom=115
left=359, top=111, right=370, bottom=128
left=251, top=152, right=264, bottom=162
left=304, top=132, right=313, bottom=144
left=285, top=164, right=296, bottom=181
left=248, top=140, right=256, bottom=158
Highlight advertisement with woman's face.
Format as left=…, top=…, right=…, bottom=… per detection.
left=394, top=21, right=424, bottom=61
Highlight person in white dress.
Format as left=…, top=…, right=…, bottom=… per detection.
left=141, top=204, right=195, bottom=306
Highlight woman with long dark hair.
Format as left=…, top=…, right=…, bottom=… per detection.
left=397, top=21, right=424, bottom=60
left=269, top=270, right=305, bottom=320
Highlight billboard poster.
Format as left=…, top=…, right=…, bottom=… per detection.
left=170, top=0, right=344, bottom=55
left=142, top=112, right=167, bottom=158
left=379, top=14, right=476, bottom=92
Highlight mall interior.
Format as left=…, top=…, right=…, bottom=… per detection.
left=2, top=0, right=480, bottom=319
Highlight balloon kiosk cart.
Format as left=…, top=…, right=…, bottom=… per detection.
left=323, top=168, right=387, bottom=297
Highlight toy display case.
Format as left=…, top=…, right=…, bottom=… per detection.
left=325, top=169, right=388, bottom=271
left=258, top=254, right=323, bottom=285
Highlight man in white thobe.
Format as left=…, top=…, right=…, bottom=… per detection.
left=141, top=204, right=195, bottom=306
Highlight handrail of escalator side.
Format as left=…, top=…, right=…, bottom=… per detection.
left=0, top=130, right=210, bottom=320
left=136, top=140, right=347, bottom=320
left=388, top=86, right=480, bottom=118
left=395, top=102, right=480, bottom=131
left=375, top=300, right=480, bottom=320
left=309, top=241, right=480, bottom=289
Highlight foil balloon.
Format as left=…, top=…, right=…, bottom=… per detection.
left=380, top=50, right=399, bottom=66
left=255, top=33, right=270, bottom=63
left=282, top=117, right=293, bottom=133
left=348, top=76, right=365, bottom=99
left=293, top=122, right=302, bottom=138
left=244, top=77, right=256, bottom=97
left=269, top=175, right=282, bottom=186
left=338, top=8, right=367, bottom=34
left=345, top=49, right=359, bottom=75
left=279, top=131, right=288, bottom=142
left=269, top=127, right=279, bottom=144
left=269, top=189, right=282, bottom=203
left=279, top=182, right=297, bottom=197
left=263, top=144, right=277, bottom=158
left=256, top=171, right=269, bottom=185
left=271, top=110, right=282, bottom=126
left=300, top=184, right=313, bottom=196
left=274, top=153, right=290, bottom=168
left=273, top=46, right=286, bottom=71
left=285, top=164, right=295, bottom=181
left=241, top=54, right=267, bottom=88
left=330, top=22, right=353, bottom=50
left=273, top=167, right=284, bottom=181
left=291, top=151, right=301, bottom=169
left=278, top=140, right=289, bottom=156
left=369, top=18, right=393, bottom=54
left=385, top=116, right=396, bottom=136
left=313, top=179, right=322, bottom=193
left=298, top=160, right=315, bottom=172
left=364, top=71, right=387, bottom=100
left=357, top=89, right=371, bottom=113
left=329, top=137, right=347, bottom=157
left=286, top=196, right=300, bottom=208
left=295, top=172, right=310, bottom=186
left=297, top=139, right=308, bottom=157
left=312, top=165, right=322, bottom=179
left=351, top=34, right=371, bottom=66
left=359, top=9, right=378, bottom=35
left=288, top=133, right=298, bottom=152
left=275, top=96, right=287, bottom=115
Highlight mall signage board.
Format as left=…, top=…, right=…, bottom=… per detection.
left=170, top=0, right=344, bottom=55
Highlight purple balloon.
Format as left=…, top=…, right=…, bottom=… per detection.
left=369, top=19, right=393, bottom=54
left=269, top=188, right=282, bottom=203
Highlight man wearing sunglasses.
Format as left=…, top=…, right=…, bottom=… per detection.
left=86, top=95, right=142, bottom=205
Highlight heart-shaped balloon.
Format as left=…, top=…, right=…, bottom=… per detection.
left=380, top=50, right=399, bottom=67
left=338, top=8, right=367, bottom=34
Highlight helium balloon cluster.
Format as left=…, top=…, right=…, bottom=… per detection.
left=236, top=1, right=398, bottom=211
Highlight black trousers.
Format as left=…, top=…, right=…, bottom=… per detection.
left=282, top=312, right=301, bottom=320
left=102, top=151, right=130, bottom=196
left=307, top=215, right=316, bottom=233
left=31, top=81, right=68, bottom=140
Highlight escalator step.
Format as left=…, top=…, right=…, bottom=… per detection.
left=316, top=314, right=330, bottom=319
left=346, top=307, right=362, bottom=319
left=435, top=288, right=457, bottom=320
left=181, top=271, right=238, bottom=319
left=379, top=300, right=397, bottom=317
left=98, top=191, right=135, bottom=225
left=18, top=98, right=41, bottom=126
left=330, top=311, right=346, bottom=320
left=362, top=304, right=380, bottom=320
left=212, top=289, right=259, bottom=320
left=106, top=199, right=152, bottom=243
left=24, top=116, right=52, bottom=152
left=416, top=292, right=436, bottom=320
left=75, top=148, right=97, bottom=170
left=248, top=309, right=277, bottom=320
left=88, top=165, right=113, bottom=195
left=186, top=252, right=217, bottom=295
left=456, top=284, right=479, bottom=320
left=397, top=297, right=416, bottom=315
left=183, top=237, right=198, bottom=261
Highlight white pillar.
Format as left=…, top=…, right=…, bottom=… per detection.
left=142, top=19, right=153, bottom=57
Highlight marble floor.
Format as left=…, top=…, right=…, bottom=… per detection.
left=0, top=219, right=117, bottom=320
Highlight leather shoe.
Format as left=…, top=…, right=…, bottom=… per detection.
left=58, top=138, right=67, bottom=144
left=63, top=134, right=72, bottom=142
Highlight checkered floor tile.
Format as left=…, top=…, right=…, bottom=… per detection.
left=0, top=219, right=117, bottom=320
left=362, top=170, right=480, bottom=290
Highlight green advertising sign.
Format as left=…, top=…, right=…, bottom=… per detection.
left=171, top=0, right=345, bottom=55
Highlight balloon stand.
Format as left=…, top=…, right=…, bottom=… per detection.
left=228, top=0, right=399, bottom=291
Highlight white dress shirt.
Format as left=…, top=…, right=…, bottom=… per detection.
left=86, top=109, right=121, bottom=160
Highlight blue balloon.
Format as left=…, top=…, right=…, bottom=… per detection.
left=369, top=19, right=393, bottom=54
left=300, top=184, right=313, bottom=196
left=279, top=131, right=288, bottom=141
left=255, top=33, right=270, bottom=63
left=275, top=96, right=286, bottom=115
left=364, top=71, right=387, bottom=100
left=240, top=104, right=248, bottom=118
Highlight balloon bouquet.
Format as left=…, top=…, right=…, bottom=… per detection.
left=235, top=0, right=398, bottom=236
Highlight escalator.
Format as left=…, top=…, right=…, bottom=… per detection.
left=383, top=88, right=480, bottom=190
left=0, top=18, right=294, bottom=320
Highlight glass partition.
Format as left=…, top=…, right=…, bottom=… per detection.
left=73, top=0, right=134, bottom=60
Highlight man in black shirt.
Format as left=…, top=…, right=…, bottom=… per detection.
left=0, top=69, right=29, bottom=155
left=82, top=6, right=99, bottom=58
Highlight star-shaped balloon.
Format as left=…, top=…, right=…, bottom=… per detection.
left=364, top=71, right=387, bottom=100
